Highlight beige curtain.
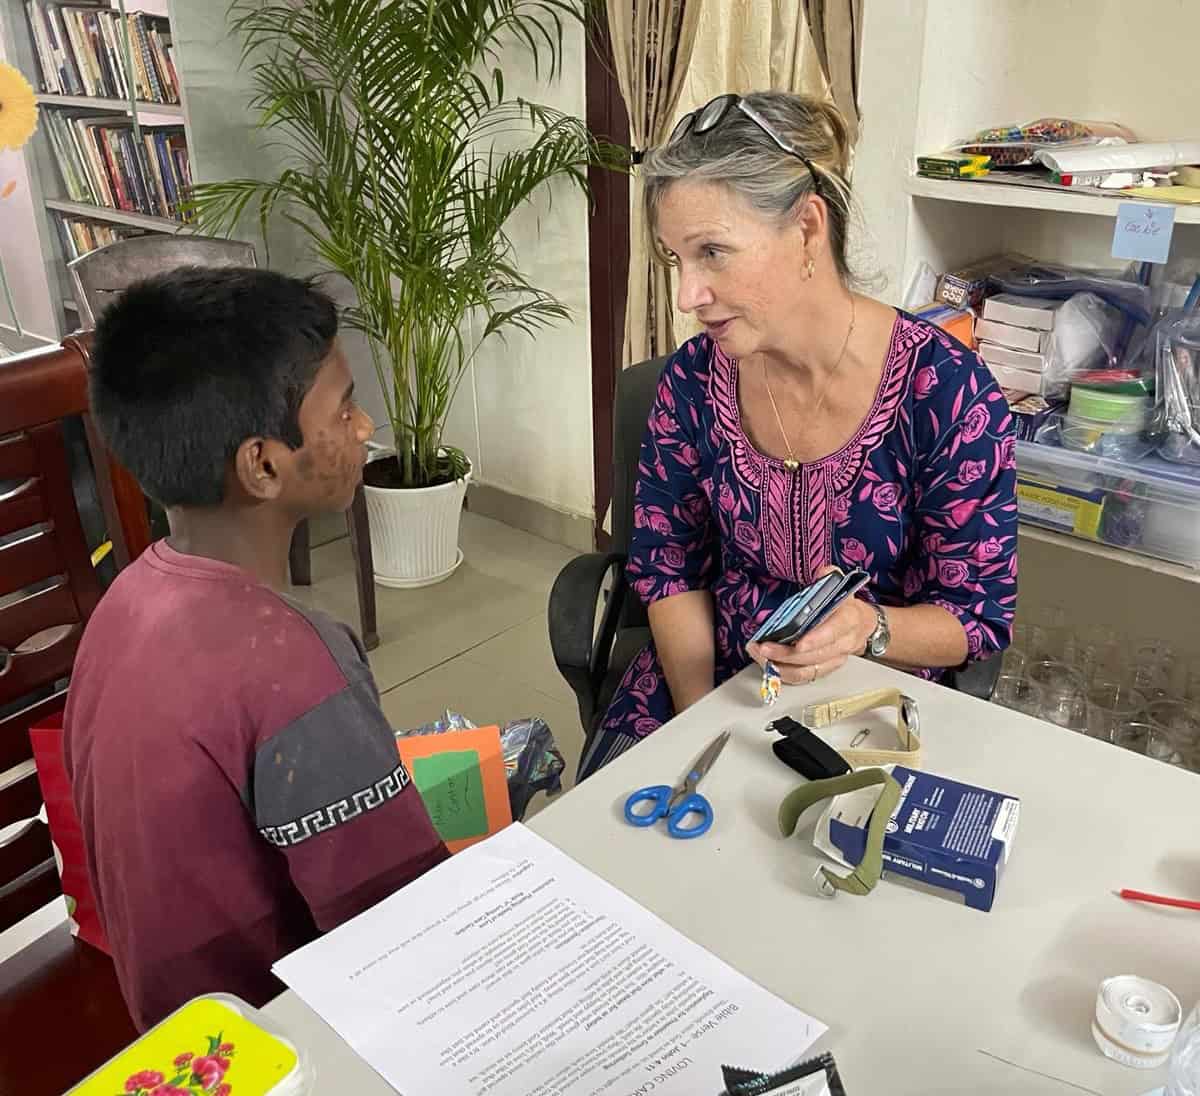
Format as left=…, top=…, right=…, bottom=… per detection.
left=665, top=0, right=828, bottom=345
left=801, top=0, right=863, bottom=144
left=607, top=0, right=702, bottom=366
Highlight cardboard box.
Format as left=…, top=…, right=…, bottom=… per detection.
left=985, top=363, right=1044, bottom=395
left=827, top=766, right=1019, bottom=912
left=936, top=254, right=1029, bottom=309
left=979, top=340, right=1048, bottom=373
left=976, top=317, right=1048, bottom=352
left=982, top=293, right=1061, bottom=331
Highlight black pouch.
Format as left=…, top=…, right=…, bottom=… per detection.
left=767, top=716, right=851, bottom=781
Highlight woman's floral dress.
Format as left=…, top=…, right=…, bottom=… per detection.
left=580, top=312, right=1018, bottom=778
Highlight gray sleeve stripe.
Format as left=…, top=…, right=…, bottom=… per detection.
left=259, top=761, right=411, bottom=849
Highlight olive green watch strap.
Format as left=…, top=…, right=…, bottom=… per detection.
left=778, top=768, right=902, bottom=897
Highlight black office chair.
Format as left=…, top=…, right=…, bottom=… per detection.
left=548, top=356, right=1002, bottom=757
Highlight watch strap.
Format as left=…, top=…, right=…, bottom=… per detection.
left=800, top=688, right=921, bottom=768
left=778, top=768, right=902, bottom=896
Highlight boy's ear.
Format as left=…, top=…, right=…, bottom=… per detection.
left=233, top=437, right=287, bottom=501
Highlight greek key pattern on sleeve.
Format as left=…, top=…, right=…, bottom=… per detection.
left=259, top=762, right=412, bottom=849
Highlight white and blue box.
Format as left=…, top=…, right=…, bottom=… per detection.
left=827, top=766, right=1020, bottom=912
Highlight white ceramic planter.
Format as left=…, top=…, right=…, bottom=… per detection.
left=363, top=465, right=471, bottom=589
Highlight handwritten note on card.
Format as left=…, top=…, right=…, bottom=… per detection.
left=397, top=726, right=512, bottom=852
left=1111, top=201, right=1176, bottom=264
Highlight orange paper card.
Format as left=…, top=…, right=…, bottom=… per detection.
left=397, top=726, right=512, bottom=853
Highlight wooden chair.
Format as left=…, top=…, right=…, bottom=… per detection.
left=68, top=234, right=380, bottom=649
left=0, top=339, right=144, bottom=1094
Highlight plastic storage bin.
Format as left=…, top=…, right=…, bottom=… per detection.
left=1016, top=438, right=1200, bottom=568
left=68, top=994, right=312, bottom=1095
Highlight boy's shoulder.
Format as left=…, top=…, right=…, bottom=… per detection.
left=81, top=542, right=372, bottom=725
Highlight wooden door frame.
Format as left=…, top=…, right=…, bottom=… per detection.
left=585, top=14, right=630, bottom=551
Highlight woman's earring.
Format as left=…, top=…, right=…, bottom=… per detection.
left=805, top=256, right=816, bottom=280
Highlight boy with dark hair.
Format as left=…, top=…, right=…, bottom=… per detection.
left=65, top=267, right=447, bottom=1030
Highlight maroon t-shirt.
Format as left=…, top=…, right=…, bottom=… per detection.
left=64, top=542, right=448, bottom=1030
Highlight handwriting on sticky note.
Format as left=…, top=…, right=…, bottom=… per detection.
left=412, top=750, right=488, bottom=841
left=1111, top=201, right=1176, bottom=264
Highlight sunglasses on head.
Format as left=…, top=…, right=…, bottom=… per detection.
left=669, top=94, right=825, bottom=201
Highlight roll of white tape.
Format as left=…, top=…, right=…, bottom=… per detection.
left=1093, top=976, right=1182, bottom=1069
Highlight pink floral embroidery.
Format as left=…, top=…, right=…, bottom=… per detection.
left=734, top=520, right=761, bottom=552
left=913, top=365, right=937, bottom=399
left=661, top=546, right=686, bottom=570
left=958, top=458, right=987, bottom=485
left=872, top=483, right=900, bottom=509
left=961, top=404, right=990, bottom=443
left=937, top=559, right=971, bottom=587
left=841, top=538, right=868, bottom=565
left=718, top=483, right=737, bottom=512
left=832, top=493, right=851, bottom=524
left=973, top=537, right=1005, bottom=562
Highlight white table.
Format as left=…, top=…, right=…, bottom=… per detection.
left=266, top=659, right=1200, bottom=1095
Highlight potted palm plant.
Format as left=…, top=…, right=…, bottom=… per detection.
left=192, top=0, right=620, bottom=587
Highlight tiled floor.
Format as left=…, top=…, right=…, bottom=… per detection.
left=290, top=512, right=586, bottom=812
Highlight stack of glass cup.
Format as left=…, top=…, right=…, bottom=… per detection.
left=993, top=607, right=1200, bottom=771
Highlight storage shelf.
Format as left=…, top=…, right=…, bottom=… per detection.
left=1018, top=523, right=1200, bottom=584
left=44, top=198, right=182, bottom=233
left=35, top=93, right=183, bottom=116
left=906, top=174, right=1200, bottom=226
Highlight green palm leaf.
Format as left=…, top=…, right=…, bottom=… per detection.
left=189, top=0, right=625, bottom=488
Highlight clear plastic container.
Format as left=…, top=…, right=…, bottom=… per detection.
left=68, top=994, right=312, bottom=1095
left=1167, top=1002, right=1200, bottom=1095
left=1016, top=435, right=1200, bottom=568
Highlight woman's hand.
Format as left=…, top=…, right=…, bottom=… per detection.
left=746, top=567, right=879, bottom=686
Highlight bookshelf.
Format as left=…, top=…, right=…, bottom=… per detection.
left=1, top=0, right=300, bottom=342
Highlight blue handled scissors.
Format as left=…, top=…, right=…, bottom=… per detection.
left=623, top=730, right=731, bottom=839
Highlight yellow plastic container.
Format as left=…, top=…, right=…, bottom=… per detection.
left=68, top=994, right=311, bottom=1096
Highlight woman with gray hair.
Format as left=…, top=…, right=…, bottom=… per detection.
left=579, top=92, right=1017, bottom=779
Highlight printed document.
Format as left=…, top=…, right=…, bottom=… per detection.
left=274, top=824, right=826, bottom=1095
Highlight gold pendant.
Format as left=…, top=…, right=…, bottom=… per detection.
left=783, top=458, right=800, bottom=472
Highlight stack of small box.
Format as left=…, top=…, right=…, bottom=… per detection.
left=975, top=294, right=1062, bottom=396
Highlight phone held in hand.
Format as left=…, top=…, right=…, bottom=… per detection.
left=750, top=568, right=870, bottom=647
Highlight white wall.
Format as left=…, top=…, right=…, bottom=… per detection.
left=441, top=22, right=594, bottom=521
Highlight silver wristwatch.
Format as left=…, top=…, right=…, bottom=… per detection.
left=864, top=604, right=891, bottom=658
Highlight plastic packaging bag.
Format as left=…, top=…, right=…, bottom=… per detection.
left=1042, top=293, right=1124, bottom=389
left=1155, top=311, right=1200, bottom=464
left=501, top=717, right=566, bottom=820
left=990, top=260, right=1154, bottom=325
left=953, top=118, right=1133, bottom=167
left=1168, top=1002, right=1200, bottom=1096
left=396, top=710, right=565, bottom=820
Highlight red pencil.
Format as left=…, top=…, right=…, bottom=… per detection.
left=1118, top=888, right=1200, bottom=912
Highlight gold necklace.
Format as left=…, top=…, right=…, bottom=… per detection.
left=763, top=296, right=856, bottom=471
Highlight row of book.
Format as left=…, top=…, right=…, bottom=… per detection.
left=53, top=214, right=145, bottom=262
left=25, top=2, right=180, bottom=104
left=43, top=110, right=192, bottom=221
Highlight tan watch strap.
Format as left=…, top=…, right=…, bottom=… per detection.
left=800, top=687, right=922, bottom=769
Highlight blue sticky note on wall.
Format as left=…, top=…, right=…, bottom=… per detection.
left=1111, top=202, right=1176, bottom=264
